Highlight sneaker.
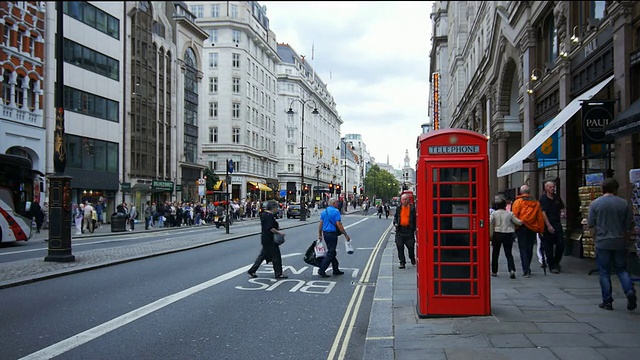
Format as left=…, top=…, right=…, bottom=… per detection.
left=410, top=259, right=416, bottom=265
left=551, top=269, right=560, bottom=274
left=524, top=272, right=531, bottom=278
left=333, top=270, right=345, bottom=275
left=627, top=293, right=637, bottom=311
left=510, top=271, right=516, bottom=279
left=398, top=264, right=406, bottom=269
left=318, top=272, right=330, bottom=278
left=598, top=302, right=613, bottom=310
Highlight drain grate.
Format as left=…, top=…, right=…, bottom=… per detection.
left=351, top=281, right=376, bottom=286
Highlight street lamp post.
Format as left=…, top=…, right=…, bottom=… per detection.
left=337, top=138, right=348, bottom=214
left=287, top=99, right=318, bottom=221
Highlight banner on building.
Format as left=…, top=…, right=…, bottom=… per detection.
left=535, top=120, right=560, bottom=169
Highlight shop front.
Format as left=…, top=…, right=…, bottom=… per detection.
left=66, top=168, right=119, bottom=223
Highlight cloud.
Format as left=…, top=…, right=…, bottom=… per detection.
left=264, top=1, right=433, bottom=168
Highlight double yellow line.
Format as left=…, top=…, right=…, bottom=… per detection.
left=327, top=222, right=394, bottom=360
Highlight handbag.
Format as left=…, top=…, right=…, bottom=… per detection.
left=345, top=240, right=354, bottom=254
left=304, top=240, right=322, bottom=267
left=314, top=238, right=328, bottom=258
left=274, top=233, right=285, bottom=245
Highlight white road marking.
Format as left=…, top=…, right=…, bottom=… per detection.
left=19, top=253, right=302, bottom=360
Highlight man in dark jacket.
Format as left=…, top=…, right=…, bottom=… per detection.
left=393, top=194, right=417, bottom=269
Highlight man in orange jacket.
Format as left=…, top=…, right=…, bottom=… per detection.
left=512, top=184, right=545, bottom=278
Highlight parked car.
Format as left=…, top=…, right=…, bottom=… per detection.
left=287, top=203, right=309, bottom=219
left=260, top=202, right=283, bottom=218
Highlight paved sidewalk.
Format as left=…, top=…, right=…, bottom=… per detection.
left=365, top=233, right=640, bottom=360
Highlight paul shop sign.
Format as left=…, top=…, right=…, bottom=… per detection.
left=582, top=100, right=614, bottom=144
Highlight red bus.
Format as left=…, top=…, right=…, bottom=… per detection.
left=0, top=154, right=34, bottom=242
left=401, top=190, right=415, bottom=204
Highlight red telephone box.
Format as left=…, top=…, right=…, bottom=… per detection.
left=415, top=129, right=490, bottom=317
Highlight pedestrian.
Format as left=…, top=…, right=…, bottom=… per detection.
left=377, top=203, right=383, bottom=219
left=512, top=184, right=545, bottom=278
left=247, top=200, right=287, bottom=279
left=95, top=200, right=104, bottom=229
left=384, top=203, right=390, bottom=219
left=83, top=202, right=95, bottom=233
left=128, top=203, right=137, bottom=231
left=74, top=203, right=83, bottom=235
left=144, top=201, right=152, bottom=230
left=540, top=180, right=565, bottom=274
left=587, top=178, right=637, bottom=311
left=392, top=194, right=416, bottom=269
left=317, top=197, right=349, bottom=277
left=490, top=196, right=523, bottom=279
left=30, top=199, right=44, bottom=234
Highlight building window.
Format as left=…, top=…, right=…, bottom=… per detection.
left=209, top=102, right=218, bottom=117
left=63, top=1, right=120, bottom=39
left=230, top=4, right=238, bottom=18
left=591, top=1, right=606, bottom=20
left=232, top=127, right=240, bottom=143
left=28, top=79, right=36, bottom=110
left=209, top=77, right=218, bottom=92
left=211, top=4, right=220, bottom=17
left=288, top=164, right=294, bottom=172
left=547, top=16, right=557, bottom=63
left=28, top=36, right=35, bottom=56
left=232, top=102, right=240, bottom=118
left=16, top=30, right=23, bottom=52
left=65, top=134, right=119, bottom=173
left=2, top=70, right=11, bottom=105
left=232, top=30, right=241, bottom=45
left=190, top=5, right=203, bottom=17
left=209, top=127, right=218, bottom=143
left=14, top=75, right=24, bottom=108
left=232, top=53, right=240, bottom=68
left=208, top=29, right=218, bottom=44
left=63, top=86, right=119, bottom=122
left=232, top=77, right=240, bottom=93
left=209, top=52, right=218, bottom=68
left=287, top=144, right=294, bottom=154
left=63, top=38, right=119, bottom=80
left=3, top=25, right=10, bottom=47
left=246, top=82, right=251, bottom=98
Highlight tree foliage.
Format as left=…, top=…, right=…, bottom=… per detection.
left=363, top=165, right=399, bottom=201
left=203, top=167, right=220, bottom=191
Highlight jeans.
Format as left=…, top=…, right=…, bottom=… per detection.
left=596, top=247, right=635, bottom=304
left=492, top=232, right=516, bottom=274
left=395, top=231, right=416, bottom=265
left=543, top=223, right=564, bottom=270
left=516, top=227, right=537, bottom=275
left=319, top=232, right=340, bottom=274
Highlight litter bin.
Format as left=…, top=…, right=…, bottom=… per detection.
left=111, top=213, right=127, bottom=232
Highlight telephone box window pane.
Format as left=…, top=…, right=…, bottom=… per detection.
left=439, top=168, right=469, bottom=182
left=442, top=282, right=471, bottom=295
left=441, top=249, right=470, bottom=262
left=432, top=168, right=438, bottom=181
left=473, top=282, right=478, bottom=295
left=434, top=233, right=439, bottom=246
left=432, top=184, right=437, bottom=197
left=441, top=265, right=470, bottom=279
left=473, top=265, right=478, bottom=279
left=472, top=201, right=477, bottom=214
left=473, top=233, right=477, bottom=246
left=434, top=265, right=439, bottom=278
left=433, top=200, right=438, bottom=215
left=440, top=216, right=469, bottom=230
left=433, top=250, right=439, bottom=262
left=439, top=184, right=469, bottom=198
left=472, top=186, right=477, bottom=198
left=440, top=232, right=470, bottom=246
left=473, top=249, right=477, bottom=262
left=434, top=281, right=440, bottom=295
left=472, top=168, right=476, bottom=181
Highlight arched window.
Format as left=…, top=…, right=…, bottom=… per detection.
left=2, top=70, right=11, bottom=105
left=15, top=74, right=24, bottom=108
left=28, top=78, right=36, bottom=110
left=546, top=15, right=557, bottom=63
left=185, top=47, right=196, bottom=68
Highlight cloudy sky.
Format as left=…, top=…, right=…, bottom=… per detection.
left=262, top=1, right=433, bottom=169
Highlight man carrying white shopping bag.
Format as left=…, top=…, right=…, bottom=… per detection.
left=317, top=198, right=351, bottom=278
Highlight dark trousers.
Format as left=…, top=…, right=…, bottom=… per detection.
left=492, top=232, right=516, bottom=274
left=319, top=232, right=340, bottom=274
left=129, top=218, right=135, bottom=230
left=516, top=227, right=537, bottom=275
left=395, top=231, right=416, bottom=265
left=543, top=224, right=564, bottom=270
left=248, top=242, right=283, bottom=276
left=145, top=216, right=150, bottom=230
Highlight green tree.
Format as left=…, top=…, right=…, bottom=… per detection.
left=203, top=167, right=220, bottom=191
left=363, top=165, right=399, bottom=201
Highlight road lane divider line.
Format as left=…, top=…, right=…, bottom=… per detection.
left=19, top=253, right=302, bottom=360
left=327, top=222, right=393, bottom=360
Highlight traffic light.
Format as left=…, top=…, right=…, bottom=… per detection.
left=329, top=182, right=333, bottom=193
left=360, top=187, right=364, bottom=194
left=336, top=184, right=341, bottom=194
left=353, top=186, right=357, bottom=194
left=303, top=184, right=309, bottom=194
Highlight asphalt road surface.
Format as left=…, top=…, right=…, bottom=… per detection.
left=0, top=214, right=394, bottom=360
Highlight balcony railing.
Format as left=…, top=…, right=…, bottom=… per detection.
left=1, top=102, right=43, bottom=127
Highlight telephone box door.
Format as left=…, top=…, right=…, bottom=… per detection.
left=419, top=160, right=490, bottom=316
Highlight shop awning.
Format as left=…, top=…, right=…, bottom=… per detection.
left=604, top=98, right=640, bottom=139
left=497, top=75, right=614, bottom=177
left=257, top=183, right=272, bottom=191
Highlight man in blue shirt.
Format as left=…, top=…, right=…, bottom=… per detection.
left=317, top=198, right=351, bottom=277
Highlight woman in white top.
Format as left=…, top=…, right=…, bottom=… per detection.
left=490, top=197, right=523, bottom=278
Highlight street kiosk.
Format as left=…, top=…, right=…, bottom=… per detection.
left=415, top=129, right=490, bottom=317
